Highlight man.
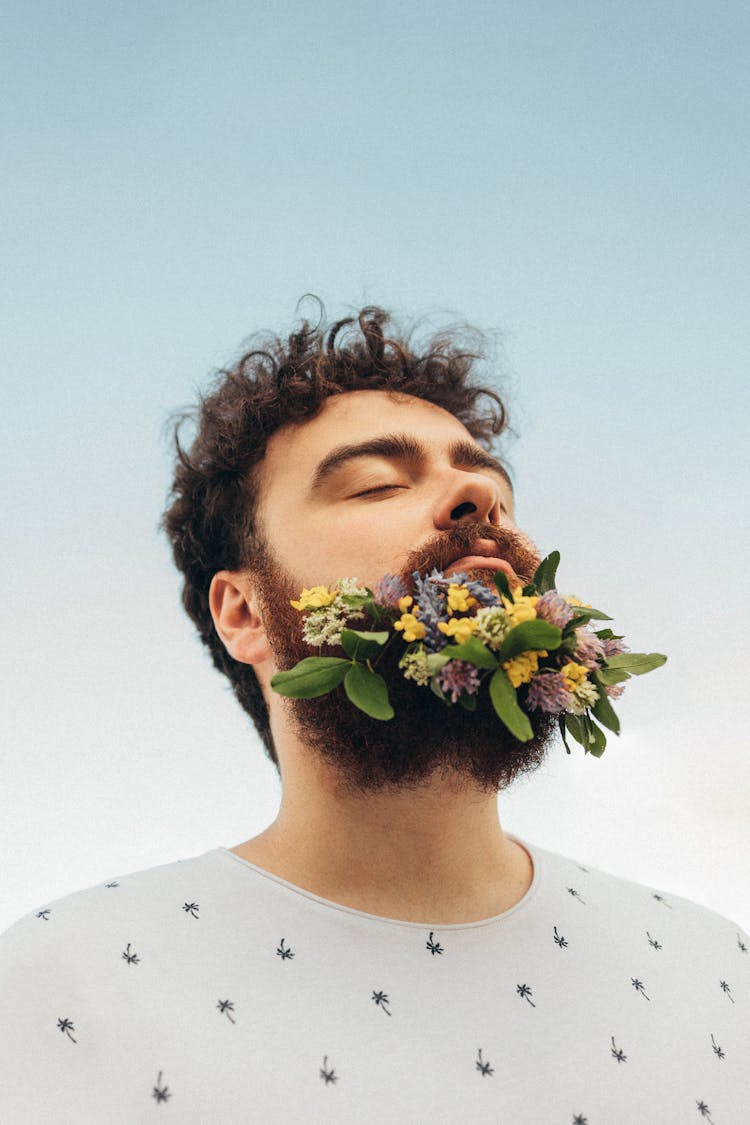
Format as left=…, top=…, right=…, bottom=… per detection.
left=1, top=304, right=748, bottom=1123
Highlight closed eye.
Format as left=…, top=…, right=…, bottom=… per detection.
left=352, top=485, right=407, bottom=498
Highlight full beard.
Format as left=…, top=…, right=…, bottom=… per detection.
left=254, top=521, right=557, bottom=795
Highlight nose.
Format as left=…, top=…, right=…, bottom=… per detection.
left=433, top=469, right=502, bottom=530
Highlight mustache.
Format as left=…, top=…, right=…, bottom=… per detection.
left=399, top=522, right=542, bottom=587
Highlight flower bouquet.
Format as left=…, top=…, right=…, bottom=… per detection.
left=270, top=551, right=666, bottom=756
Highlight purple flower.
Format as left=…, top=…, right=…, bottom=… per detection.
left=373, top=573, right=409, bottom=606
left=437, top=660, right=481, bottom=703
left=525, top=672, right=573, bottom=714
left=535, top=590, right=574, bottom=629
left=412, top=570, right=449, bottom=651
left=604, top=683, right=625, bottom=699
left=573, top=627, right=606, bottom=670
left=602, top=637, right=628, bottom=659
left=431, top=571, right=500, bottom=607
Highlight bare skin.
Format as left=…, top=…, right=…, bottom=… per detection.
left=210, top=390, right=536, bottom=924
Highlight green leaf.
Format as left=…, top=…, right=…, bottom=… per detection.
left=498, top=620, right=562, bottom=662
left=488, top=669, right=534, bottom=741
left=594, top=628, right=623, bottom=641
left=458, top=692, right=478, bottom=712
left=493, top=570, right=512, bottom=599
left=558, top=714, right=572, bottom=754
left=596, top=666, right=631, bottom=686
left=439, top=635, right=498, bottom=669
left=532, top=550, right=561, bottom=593
left=340, top=629, right=389, bottom=661
left=568, top=607, right=613, bottom=624
left=425, top=652, right=451, bottom=675
left=343, top=664, right=394, bottom=720
left=590, top=673, right=621, bottom=734
left=430, top=676, right=447, bottom=702
left=582, top=713, right=607, bottom=758
left=605, top=652, right=667, bottom=675
left=271, top=657, right=350, bottom=698
left=563, top=713, right=586, bottom=747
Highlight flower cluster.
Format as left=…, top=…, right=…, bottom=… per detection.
left=271, top=551, right=666, bottom=757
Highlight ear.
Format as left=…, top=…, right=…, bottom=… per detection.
left=209, top=570, right=272, bottom=665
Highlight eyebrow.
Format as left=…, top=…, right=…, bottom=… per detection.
left=308, top=432, right=513, bottom=495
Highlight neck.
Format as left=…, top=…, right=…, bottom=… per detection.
left=230, top=741, right=532, bottom=924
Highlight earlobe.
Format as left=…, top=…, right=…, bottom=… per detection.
left=209, top=571, right=271, bottom=665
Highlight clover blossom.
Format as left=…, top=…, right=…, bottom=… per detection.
left=373, top=572, right=409, bottom=607
left=602, top=636, right=628, bottom=659
left=573, top=627, right=606, bottom=670
left=437, top=660, right=481, bottom=703
left=535, top=590, right=574, bottom=629
left=604, top=682, right=625, bottom=699
left=526, top=671, right=574, bottom=713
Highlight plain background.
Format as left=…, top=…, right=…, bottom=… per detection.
left=2, top=1, right=748, bottom=935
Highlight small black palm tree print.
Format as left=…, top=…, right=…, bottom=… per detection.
left=738, top=933, right=748, bottom=953
left=646, top=931, right=662, bottom=950
left=320, top=1056, right=337, bottom=1084
left=610, top=1036, right=627, bottom=1063
left=182, top=902, right=199, bottom=918
left=631, top=978, right=650, bottom=1001
left=572, top=1116, right=588, bottom=1125
left=517, top=984, right=536, bottom=1007
left=122, top=943, right=140, bottom=965
left=276, top=938, right=294, bottom=960
left=719, top=979, right=735, bottom=1003
left=553, top=926, right=568, bottom=948
left=372, top=990, right=392, bottom=1016
left=566, top=887, right=586, bottom=904
left=475, top=1048, right=493, bottom=1076
left=710, top=1034, right=725, bottom=1060
left=652, top=892, right=672, bottom=908
left=152, top=1070, right=171, bottom=1103
left=426, top=931, right=444, bottom=955
left=57, top=1017, right=77, bottom=1043
left=217, top=999, right=236, bottom=1023
left=36, top=909, right=50, bottom=920
left=105, top=881, right=119, bottom=888
left=696, top=1101, right=714, bottom=1122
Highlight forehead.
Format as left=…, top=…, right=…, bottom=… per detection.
left=261, top=390, right=487, bottom=484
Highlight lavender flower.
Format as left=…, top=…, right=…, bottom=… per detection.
left=573, top=627, right=606, bottom=670
left=373, top=572, right=409, bottom=606
left=412, top=570, right=449, bottom=651
left=431, top=572, right=500, bottom=607
left=525, top=672, right=574, bottom=714
left=535, top=590, right=574, bottom=629
left=437, top=660, right=481, bottom=703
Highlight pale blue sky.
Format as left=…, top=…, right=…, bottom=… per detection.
left=2, top=1, right=748, bottom=932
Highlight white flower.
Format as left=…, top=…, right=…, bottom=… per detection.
left=473, top=605, right=512, bottom=650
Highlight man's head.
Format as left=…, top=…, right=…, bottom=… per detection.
left=161, top=302, right=555, bottom=788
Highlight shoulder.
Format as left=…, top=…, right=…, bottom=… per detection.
left=0, top=849, right=225, bottom=979
left=525, top=837, right=749, bottom=955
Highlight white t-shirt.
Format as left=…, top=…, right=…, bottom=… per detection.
left=1, top=837, right=747, bottom=1124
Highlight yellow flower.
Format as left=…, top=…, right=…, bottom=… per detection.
left=446, top=584, right=477, bottom=614
left=437, top=616, right=478, bottom=644
left=290, top=585, right=339, bottom=611
left=394, top=611, right=426, bottom=643
left=561, top=661, right=590, bottom=690
left=398, top=595, right=414, bottom=613
left=565, top=596, right=592, bottom=609
left=502, top=649, right=547, bottom=688
left=501, top=587, right=539, bottom=628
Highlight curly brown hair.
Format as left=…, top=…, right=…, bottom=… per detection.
left=160, top=299, right=512, bottom=768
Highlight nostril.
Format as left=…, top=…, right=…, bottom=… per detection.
left=450, top=501, right=477, bottom=520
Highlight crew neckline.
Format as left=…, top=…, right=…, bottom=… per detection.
left=215, top=833, right=541, bottom=931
